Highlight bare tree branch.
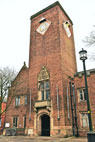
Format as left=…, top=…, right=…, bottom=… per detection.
left=0, top=67, right=17, bottom=118
left=83, top=25, right=95, bottom=61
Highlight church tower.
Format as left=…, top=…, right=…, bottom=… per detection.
left=28, top=1, right=77, bottom=136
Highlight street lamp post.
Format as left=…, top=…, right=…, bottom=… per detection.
left=79, top=48, right=95, bottom=142
left=79, top=48, right=92, bottom=132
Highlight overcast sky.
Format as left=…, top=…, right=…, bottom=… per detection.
left=0, top=0, right=95, bottom=72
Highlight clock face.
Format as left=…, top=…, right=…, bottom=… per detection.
left=36, top=20, right=51, bottom=35
left=63, top=22, right=71, bottom=38
left=39, top=22, right=49, bottom=32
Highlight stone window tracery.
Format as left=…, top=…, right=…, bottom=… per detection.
left=39, top=81, right=50, bottom=100
left=38, top=66, right=50, bottom=101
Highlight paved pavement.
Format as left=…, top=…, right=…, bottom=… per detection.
left=0, top=136, right=87, bottom=142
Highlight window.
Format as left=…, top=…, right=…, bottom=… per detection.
left=78, top=88, right=86, bottom=101
left=40, top=81, right=50, bottom=100
left=38, top=66, right=50, bottom=101
left=24, top=116, right=26, bottom=129
left=81, top=113, right=89, bottom=127
left=13, top=117, right=18, bottom=127
left=25, top=95, right=27, bottom=105
left=15, top=96, right=20, bottom=106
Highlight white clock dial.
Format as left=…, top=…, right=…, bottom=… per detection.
left=36, top=21, right=51, bottom=35
left=39, top=23, right=47, bottom=32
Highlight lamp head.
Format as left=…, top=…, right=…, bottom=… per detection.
left=79, top=48, right=87, bottom=61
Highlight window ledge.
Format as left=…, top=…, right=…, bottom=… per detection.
left=34, top=100, right=51, bottom=108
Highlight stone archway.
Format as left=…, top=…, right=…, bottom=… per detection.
left=41, top=114, right=50, bottom=136
left=34, top=109, right=52, bottom=136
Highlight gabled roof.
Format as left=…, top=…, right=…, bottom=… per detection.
left=16, top=61, right=28, bottom=77
left=11, top=62, right=28, bottom=84
left=30, top=1, right=73, bottom=25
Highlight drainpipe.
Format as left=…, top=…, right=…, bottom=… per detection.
left=69, top=82, right=75, bottom=136
left=67, top=87, right=70, bottom=119
left=72, top=83, right=78, bottom=137
left=56, top=86, right=60, bottom=120
left=29, top=89, right=31, bottom=121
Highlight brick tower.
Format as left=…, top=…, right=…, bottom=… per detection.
left=5, top=1, right=77, bottom=137
left=27, top=1, right=77, bottom=136
left=5, top=2, right=95, bottom=137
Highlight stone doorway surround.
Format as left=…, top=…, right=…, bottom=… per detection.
left=34, top=108, right=53, bottom=136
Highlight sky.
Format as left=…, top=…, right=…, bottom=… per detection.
left=0, top=0, right=95, bottom=72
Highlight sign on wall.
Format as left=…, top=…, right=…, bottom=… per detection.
left=5, top=123, right=10, bottom=128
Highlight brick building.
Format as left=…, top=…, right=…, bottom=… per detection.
left=5, top=1, right=95, bottom=137
left=0, top=102, right=6, bottom=134
left=71, top=69, right=95, bottom=136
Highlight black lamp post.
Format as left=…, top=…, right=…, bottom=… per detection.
left=79, top=48, right=92, bottom=132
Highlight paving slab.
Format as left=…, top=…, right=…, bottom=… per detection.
left=0, top=136, right=87, bottom=142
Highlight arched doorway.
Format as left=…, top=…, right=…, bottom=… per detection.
left=41, top=114, right=50, bottom=136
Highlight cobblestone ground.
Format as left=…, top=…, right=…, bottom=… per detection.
left=0, top=136, right=87, bottom=142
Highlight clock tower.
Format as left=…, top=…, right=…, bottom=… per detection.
left=28, top=1, right=77, bottom=137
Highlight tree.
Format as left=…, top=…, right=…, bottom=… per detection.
left=83, top=25, right=95, bottom=60
left=0, top=67, right=17, bottom=118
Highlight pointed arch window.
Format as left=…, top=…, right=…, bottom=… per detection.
left=40, top=81, right=50, bottom=100
left=38, top=66, right=50, bottom=101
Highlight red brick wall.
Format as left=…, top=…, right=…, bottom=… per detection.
left=73, top=72, right=95, bottom=135
left=28, top=4, right=77, bottom=129
left=0, top=102, right=6, bottom=132
left=58, top=6, right=77, bottom=126
left=28, top=5, right=65, bottom=128
left=5, top=66, right=29, bottom=129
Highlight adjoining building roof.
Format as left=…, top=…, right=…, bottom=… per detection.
left=74, top=68, right=95, bottom=77
left=30, top=1, right=73, bottom=25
